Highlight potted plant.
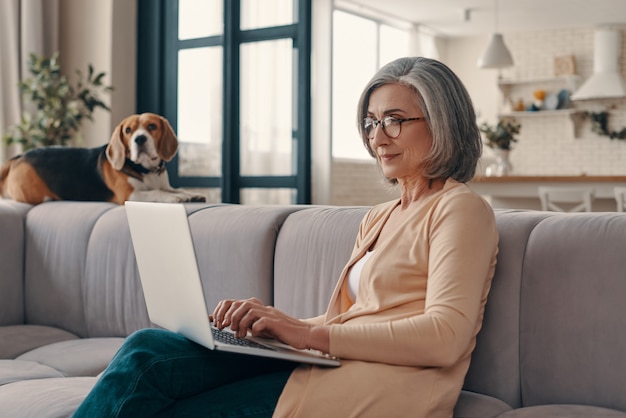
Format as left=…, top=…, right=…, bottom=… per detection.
left=3, top=52, right=113, bottom=151
left=479, top=118, right=521, bottom=150
left=479, top=118, right=521, bottom=176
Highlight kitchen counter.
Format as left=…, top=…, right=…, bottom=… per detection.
left=468, top=175, right=626, bottom=211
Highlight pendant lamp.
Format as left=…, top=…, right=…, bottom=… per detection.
left=477, top=0, right=514, bottom=68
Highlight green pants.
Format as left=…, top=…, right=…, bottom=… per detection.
left=73, top=328, right=297, bottom=417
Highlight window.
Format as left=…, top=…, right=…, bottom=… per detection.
left=137, top=0, right=311, bottom=204
left=331, top=8, right=411, bottom=160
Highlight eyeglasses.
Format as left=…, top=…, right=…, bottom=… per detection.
left=362, top=116, right=425, bottom=139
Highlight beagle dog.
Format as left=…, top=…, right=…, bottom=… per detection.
left=0, top=113, right=206, bottom=205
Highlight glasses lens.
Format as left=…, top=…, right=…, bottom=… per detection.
left=363, top=118, right=375, bottom=138
left=382, top=117, right=401, bottom=138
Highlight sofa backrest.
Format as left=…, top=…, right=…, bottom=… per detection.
left=20, top=202, right=305, bottom=338
left=465, top=210, right=626, bottom=412
left=186, top=205, right=304, bottom=311
left=8, top=200, right=626, bottom=412
left=463, top=210, right=554, bottom=408
left=273, top=206, right=369, bottom=318
left=23, top=202, right=133, bottom=337
left=517, top=212, right=626, bottom=411
left=0, top=200, right=31, bottom=326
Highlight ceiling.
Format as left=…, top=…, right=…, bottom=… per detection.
left=341, top=0, right=626, bottom=37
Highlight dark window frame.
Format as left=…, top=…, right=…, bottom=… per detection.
left=136, top=0, right=312, bottom=203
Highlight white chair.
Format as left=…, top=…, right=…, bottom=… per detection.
left=614, top=187, right=626, bottom=212
left=538, top=187, right=594, bottom=212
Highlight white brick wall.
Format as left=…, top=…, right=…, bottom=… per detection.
left=495, top=27, right=626, bottom=175
left=330, top=159, right=399, bottom=206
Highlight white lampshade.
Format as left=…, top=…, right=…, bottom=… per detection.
left=478, top=33, right=514, bottom=68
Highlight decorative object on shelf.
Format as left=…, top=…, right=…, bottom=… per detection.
left=587, top=111, right=626, bottom=140
left=528, top=89, right=546, bottom=111
left=556, top=89, right=571, bottom=109
left=513, top=99, right=525, bottom=111
left=479, top=119, right=520, bottom=177
left=496, top=77, right=582, bottom=137
left=477, top=0, right=514, bottom=69
left=544, top=93, right=559, bottom=111
left=554, top=54, right=576, bottom=77
left=3, top=52, right=113, bottom=151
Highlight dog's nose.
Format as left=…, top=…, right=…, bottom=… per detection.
left=135, top=135, right=147, bottom=146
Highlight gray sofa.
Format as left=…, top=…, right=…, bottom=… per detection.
left=0, top=199, right=625, bottom=417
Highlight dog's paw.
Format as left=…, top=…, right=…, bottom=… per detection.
left=158, top=194, right=186, bottom=203
left=174, top=193, right=206, bottom=203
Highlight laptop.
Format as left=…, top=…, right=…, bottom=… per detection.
left=125, top=201, right=340, bottom=367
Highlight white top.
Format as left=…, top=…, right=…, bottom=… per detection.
left=347, top=250, right=374, bottom=301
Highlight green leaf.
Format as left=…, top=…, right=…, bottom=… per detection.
left=2, top=51, right=112, bottom=149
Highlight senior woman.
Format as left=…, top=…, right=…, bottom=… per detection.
left=73, top=56, right=498, bottom=418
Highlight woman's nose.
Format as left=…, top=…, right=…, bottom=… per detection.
left=369, top=124, right=391, bottom=146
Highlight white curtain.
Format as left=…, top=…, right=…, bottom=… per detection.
left=0, top=0, right=59, bottom=162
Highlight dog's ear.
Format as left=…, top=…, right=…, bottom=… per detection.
left=157, top=116, right=179, bottom=162
left=106, top=120, right=128, bottom=170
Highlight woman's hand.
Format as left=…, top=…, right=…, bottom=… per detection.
left=210, top=297, right=329, bottom=352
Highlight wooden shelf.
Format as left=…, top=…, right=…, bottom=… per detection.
left=497, top=77, right=585, bottom=138
left=473, top=175, right=626, bottom=183
left=498, top=109, right=578, bottom=117
left=497, top=75, right=581, bottom=88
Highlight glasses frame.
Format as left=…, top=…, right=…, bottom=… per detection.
left=362, top=116, right=425, bottom=139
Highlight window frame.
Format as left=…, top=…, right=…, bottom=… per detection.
left=136, top=0, right=312, bottom=203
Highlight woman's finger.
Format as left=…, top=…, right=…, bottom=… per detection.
left=211, top=299, right=236, bottom=328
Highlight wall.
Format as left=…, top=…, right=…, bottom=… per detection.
left=495, top=27, right=626, bottom=175
left=453, top=26, right=626, bottom=175
left=444, top=35, right=500, bottom=126
left=331, top=159, right=399, bottom=206
left=58, top=0, right=136, bottom=149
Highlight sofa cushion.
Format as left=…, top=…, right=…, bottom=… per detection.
left=188, top=205, right=304, bottom=309
left=519, top=213, right=626, bottom=411
left=0, top=360, right=63, bottom=385
left=496, top=404, right=626, bottom=417
left=463, top=210, right=553, bottom=409
left=17, top=338, right=124, bottom=377
left=273, top=206, right=369, bottom=319
left=83, top=205, right=152, bottom=337
left=24, top=202, right=117, bottom=337
left=454, top=390, right=513, bottom=418
left=0, top=200, right=31, bottom=325
left=0, top=376, right=97, bottom=418
left=0, top=325, right=78, bottom=358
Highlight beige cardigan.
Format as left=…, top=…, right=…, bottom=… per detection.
left=274, top=179, right=498, bottom=418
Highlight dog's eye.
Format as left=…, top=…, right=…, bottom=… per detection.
left=124, top=127, right=132, bottom=134
left=147, top=123, right=157, bottom=131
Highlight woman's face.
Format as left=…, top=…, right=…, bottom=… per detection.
left=366, top=83, right=432, bottom=184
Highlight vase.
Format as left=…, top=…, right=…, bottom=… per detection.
left=485, top=149, right=513, bottom=176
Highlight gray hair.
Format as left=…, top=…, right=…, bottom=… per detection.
left=356, top=57, right=481, bottom=184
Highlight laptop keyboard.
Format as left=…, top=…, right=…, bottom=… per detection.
left=211, top=326, right=276, bottom=350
